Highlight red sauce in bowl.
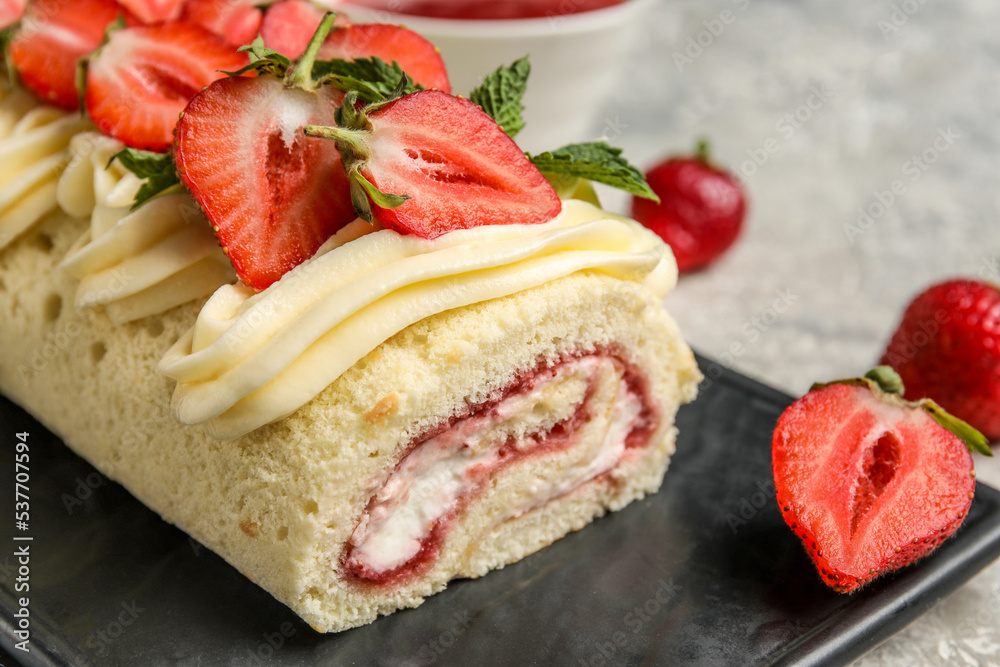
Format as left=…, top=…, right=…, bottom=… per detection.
left=344, top=0, right=627, bottom=20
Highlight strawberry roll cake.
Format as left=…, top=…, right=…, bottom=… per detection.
left=0, top=6, right=700, bottom=632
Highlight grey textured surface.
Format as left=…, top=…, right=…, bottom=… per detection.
left=591, top=0, right=1000, bottom=664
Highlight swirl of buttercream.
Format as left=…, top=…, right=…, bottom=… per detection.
left=58, top=132, right=235, bottom=324
left=159, top=199, right=677, bottom=440
left=0, top=86, right=92, bottom=249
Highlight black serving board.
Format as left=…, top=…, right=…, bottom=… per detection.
left=1, top=356, right=1000, bottom=667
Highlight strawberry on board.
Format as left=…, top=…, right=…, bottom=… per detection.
left=8, top=0, right=123, bottom=109
left=772, top=366, right=989, bottom=594
left=118, top=0, right=185, bottom=23
left=881, top=279, right=1000, bottom=442
left=175, top=13, right=355, bottom=290
left=630, top=140, right=746, bottom=274
left=319, top=23, right=451, bottom=93
left=304, top=89, right=561, bottom=239
left=85, top=21, right=248, bottom=152
left=180, top=0, right=264, bottom=47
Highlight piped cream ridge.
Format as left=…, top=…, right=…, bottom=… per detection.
left=161, top=199, right=678, bottom=439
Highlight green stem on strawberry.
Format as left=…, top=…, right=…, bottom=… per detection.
left=285, top=11, right=335, bottom=91
left=303, top=125, right=371, bottom=161
left=304, top=92, right=411, bottom=223
left=812, top=366, right=992, bottom=456
left=695, top=138, right=711, bottom=164
left=304, top=121, right=411, bottom=222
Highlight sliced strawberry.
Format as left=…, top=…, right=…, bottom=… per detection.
left=180, top=0, right=263, bottom=47
left=175, top=15, right=356, bottom=290
left=85, top=22, right=247, bottom=152
left=9, top=0, right=122, bottom=109
left=259, top=0, right=350, bottom=60
left=772, top=368, right=983, bottom=593
left=0, top=0, right=24, bottom=31
left=118, top=0, right=185, bottom=23
left=319, top=23, right=450, bottom=93
left=307, top=89, right=560, bottom=239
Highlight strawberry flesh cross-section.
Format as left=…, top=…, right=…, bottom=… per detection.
left=772, top=376, right=978, bottom=593
left=86, top=22, right=249, bottom=152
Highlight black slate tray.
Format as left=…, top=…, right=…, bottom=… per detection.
left=1, top=356, right=999, bottom=667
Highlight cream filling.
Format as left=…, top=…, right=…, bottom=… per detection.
left=0, top=86, right=92, bottom=250
left=56, top=132, right=235, bottom=324
left=347, top=356, right=642, bottom=576
left=160, top=199, right=676, bottom=440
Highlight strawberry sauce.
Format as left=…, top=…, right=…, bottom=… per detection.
left=342, top=349, right=657, bottom=586
left=344, top=0, right=626, bottom=20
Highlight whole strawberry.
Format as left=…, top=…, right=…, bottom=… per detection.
left=881, top=279, right=1000, bottom=442
left=773, top=367, right=988, bottom=593
left=630, top=141, right=746, bottom=273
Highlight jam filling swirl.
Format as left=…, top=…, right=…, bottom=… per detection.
left=341, top=349, right=658, bottom=586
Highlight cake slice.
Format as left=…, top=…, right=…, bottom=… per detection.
left=0, top=10, right=700, bottom=633
left=0, top=206, right=699, bottom=631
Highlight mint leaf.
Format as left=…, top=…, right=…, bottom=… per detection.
left=469, top=56, right=530, bottom=138
left=529, top=142, right=659, bottom=201
left=316, top=57, right=420, bottom=104
left=110, top=147, right=181, bottom=210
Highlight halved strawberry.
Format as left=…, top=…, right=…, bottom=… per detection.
left=258, top=0, right=343, bottom=59
left=9, top=0, right=123, bottom=109
left=772, top=367, right=987, bottom=593
left=319, top=23, right=450, bottom=93
left=305, top=89, right=561, bottom=239
left=0, top=0, right=24, bottom=31
left=118, top=0, right=185, bottom=23
left=175, top=13, right=355, bottom=290
left=85, top=22, right=247, bottom=152
left=180, top=0, right=263, bottom=47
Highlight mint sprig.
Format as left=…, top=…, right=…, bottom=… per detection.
left=469, top=56, right=530, bottom=139
left=316, top=57, right=420, bottom=105
left=528, top=142, right=659, bottom=202
left=110, top=147, right=181, bottom=210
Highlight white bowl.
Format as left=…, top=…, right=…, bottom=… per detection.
left=338, top=0, right=656, bottom=153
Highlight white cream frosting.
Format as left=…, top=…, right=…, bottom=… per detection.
left=57, top=132, right=235, bottom=324
left=0, top=86, right=92, bottom=250
left=160, top=199, right=676, bottom=440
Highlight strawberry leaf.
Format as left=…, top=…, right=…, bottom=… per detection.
left=528, top=142, right=660, bottom=202
left=227, top=36, right=292, bottom=77
left=317, top=56, right=419, bottom=104
left=111, top=147, right=181, bottom=210
left=469, top=56, right=529, bottom=139
left=351, top=165, right=409, bottom=214
left=922, top=399, right=993, bottom=457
